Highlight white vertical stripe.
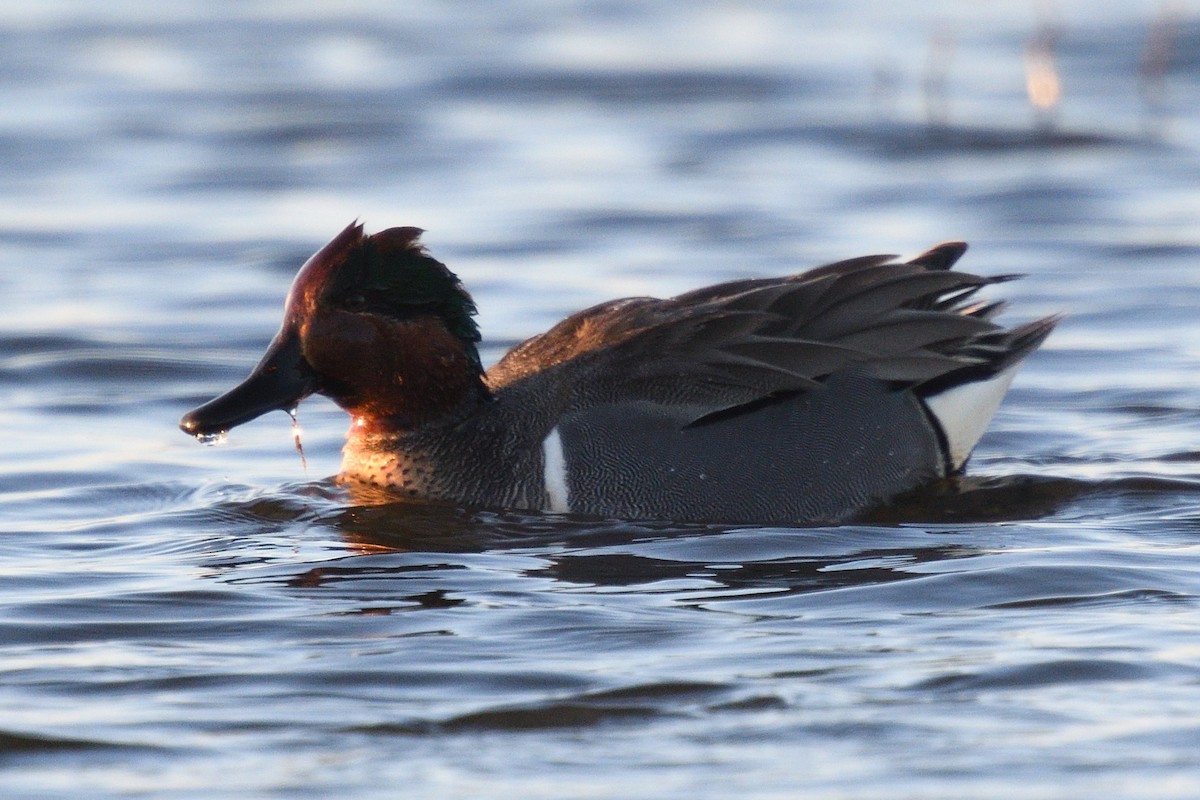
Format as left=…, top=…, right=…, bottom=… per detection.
left=923, top=365, right=1019, bottom=471
left=542, top=426, right=570, bottom=513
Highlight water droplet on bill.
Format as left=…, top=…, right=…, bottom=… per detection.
left=289, top=408, right=308, bottom=473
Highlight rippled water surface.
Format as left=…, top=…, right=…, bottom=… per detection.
left=3, top=2, right=1200, bottom=798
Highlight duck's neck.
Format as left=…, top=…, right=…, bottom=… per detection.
left=346, top=380, right=488, bottom=438
left=338, top=384, right=491, bottom=502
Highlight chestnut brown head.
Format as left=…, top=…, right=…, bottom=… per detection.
left=180, top=222, right=484, bottom=439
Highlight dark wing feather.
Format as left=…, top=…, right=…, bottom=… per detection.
left=487, top=242, right=1057, bottom=424
left=904, top=240, right=969, bottom=271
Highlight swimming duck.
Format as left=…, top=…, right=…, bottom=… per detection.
left=180, top=222, right=1056, bottom=524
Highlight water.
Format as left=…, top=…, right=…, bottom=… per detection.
left=3, top=1, right=1200, bottom=798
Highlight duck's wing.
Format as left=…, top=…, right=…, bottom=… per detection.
left=487, top=242, right=1057, bottom=424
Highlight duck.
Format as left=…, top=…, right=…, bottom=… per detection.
left=180, top=221, right=1057, bottom=524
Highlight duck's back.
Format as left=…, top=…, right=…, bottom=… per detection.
left=475, top=242, right=1055, bottom=523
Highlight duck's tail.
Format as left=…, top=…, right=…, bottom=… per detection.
left=918, top=314, right=1060, bottom=473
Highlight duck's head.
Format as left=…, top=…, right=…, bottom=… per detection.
left=180, top=221, right=484, bottom=440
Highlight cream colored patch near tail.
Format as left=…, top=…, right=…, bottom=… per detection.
left=923, top=365, right=1019, bottom=471
left=542, top=426, right=571, bottom=513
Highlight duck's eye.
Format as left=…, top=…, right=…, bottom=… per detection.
left=344, top=292, right=367, bottom=311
